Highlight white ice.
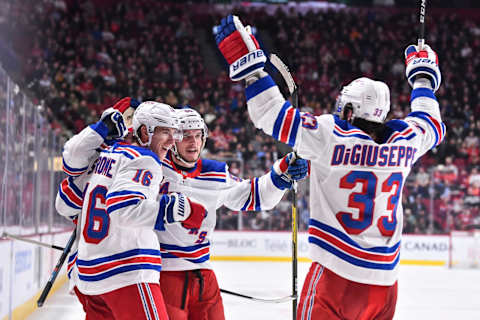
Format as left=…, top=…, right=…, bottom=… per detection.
left=28, top=262, right=480, bottom=320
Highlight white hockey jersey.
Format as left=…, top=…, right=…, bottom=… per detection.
left=245, top=75, right=445, bottom=285
left=56, top=123, right=114, bottom=290
left=57, top=124, right=167, bottom=295
left=157, top=151, right=287, bottom=271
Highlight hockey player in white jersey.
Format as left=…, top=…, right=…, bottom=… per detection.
left=58, top=104, right=309, bottom=320
left=56, top=96, right=140, bottom=297
left=56, top=101, right=207, bottom=320
left=216, top=15, right=445, bottom=320
left=157, top=107, right=309, bottom=320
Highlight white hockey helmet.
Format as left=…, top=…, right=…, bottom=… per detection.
left=335, top=77, right=390, bottom=123
left=132, top=101, right=182, bottom=146
left=173, top=106, right=208, bottom=166
left=177, top=107, right=208, bottom=138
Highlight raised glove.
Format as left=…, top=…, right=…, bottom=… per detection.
left=159, top=193, right=207, bottom=230
left=112, top=97, right=140, bottom=130
left=405, top=44, right=441, bottom=92
left=112, top=97, right=140, bottom=113
left=271, top=153, right=309, bottom=190
left=98, top=107, right=127, bottom=140
left=215, top=15, right=266, bottom=81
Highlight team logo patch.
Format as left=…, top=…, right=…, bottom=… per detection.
left=301, top=113, right=318, bottom=130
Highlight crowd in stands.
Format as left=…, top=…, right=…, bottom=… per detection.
left=2, top=1, right=480, bottom=233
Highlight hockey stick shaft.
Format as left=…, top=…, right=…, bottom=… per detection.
left=291, top=90, right=299, bottom=320
left=291, top=181, right=298, bottom=319
left=37, top=229, right=76, bottom=307
left=269, top=53, right=299, bottom=318
left=2, top=232, right=65, bottom=251
left=220, top=288, right=295, bottom=304
left=418, top=0, right=427, bottom=49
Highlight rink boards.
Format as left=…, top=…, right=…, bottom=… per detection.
left=0, top=230, right=449, bottom=320
left=211, top=231, right=449, bottom=266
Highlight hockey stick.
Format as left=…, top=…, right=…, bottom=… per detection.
left=269, top=53, right=299, bottom=320
left=1, top=232, right=65, bottom=251
left=220, top=288, right=295, bottom=304
left=418, top=0, right=427, bottom=49
left=37, top=229, right=76, bottom=307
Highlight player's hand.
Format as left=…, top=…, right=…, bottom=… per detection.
left=271, top=153, right=309, bottom=190
left=405, top=43, right=441, bottom=92
left=215, top=15, right=266, bottom=81
left=159, top=193, right=207, bottom=229
left=99, top=108, right=127, bottom=140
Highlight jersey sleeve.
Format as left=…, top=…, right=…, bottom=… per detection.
left=105, top=155, right=165, bottom=231
left=219, top=164, right=287, bottom=211
left=403, top=87, right=446, bottom=157
left=55, top=176, right=85, bottom=222
left=62, top=122, right=110, bottom=177
left=246, top=74, right=332, bottom=162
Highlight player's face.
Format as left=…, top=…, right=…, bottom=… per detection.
left=176, top=129, right=203, bottom=163
left=150, top=127, right=178, bottom=160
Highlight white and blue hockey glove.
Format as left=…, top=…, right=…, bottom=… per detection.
left=271, top=153, right=309, bottom=190
left=156, top=193, right=207, bottom=231
left=90, top=107, right=127, bottom=140
left=405, top=44, right=441, bottom=92
left=100, top=107, right=128, bottom=140
left=215, top=15, right=266, bottom=81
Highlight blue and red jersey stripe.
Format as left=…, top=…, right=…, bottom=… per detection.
left=160, top=242, right=210, bottom=264
left=77, top=248, right=162, bottom=282
left=308, top=219, right=400, bottom=270
left=58, top=177, right=84, bottom=210
left=106, top=190, right=146, bottom=214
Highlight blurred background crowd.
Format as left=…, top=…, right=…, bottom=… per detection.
left=0, top=0, right=479, bottom=234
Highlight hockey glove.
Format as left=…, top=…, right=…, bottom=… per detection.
left=405, top=44, right=441, bottom=92
left=98, top=107, right=128, bottom=140
left=112, top=97, right=140, bottom=113
left=112, top=97, right=140, bottom=130
left=271, top=153, right=309, bottom=190
left=158, top=193, right=207, bottom=230
left=215, top=15, right=266, bottom=81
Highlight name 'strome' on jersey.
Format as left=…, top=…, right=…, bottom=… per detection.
left=331, top=144, right=418, bottom=168
left=86, top=156, right=116, bottom=178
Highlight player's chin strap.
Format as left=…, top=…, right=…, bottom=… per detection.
left=172, top=146, right=199, bottom=167
left=134, top=127, right=153, bottom=147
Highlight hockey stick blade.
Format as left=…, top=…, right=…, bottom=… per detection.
left=220, top=288, right=296, bottom=304
left=269, top=53, right=296, bottom=95
left=269, top=53, right=298, bottom=109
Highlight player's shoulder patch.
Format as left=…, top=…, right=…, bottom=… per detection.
left=300, top=112, right=318, bottom=129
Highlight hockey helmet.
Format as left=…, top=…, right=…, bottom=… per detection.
left=132, top=101, right=182, bottom=146
left=173, top=106, right=208, bottom=166
left=335, top=77, right=390, bottom=123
